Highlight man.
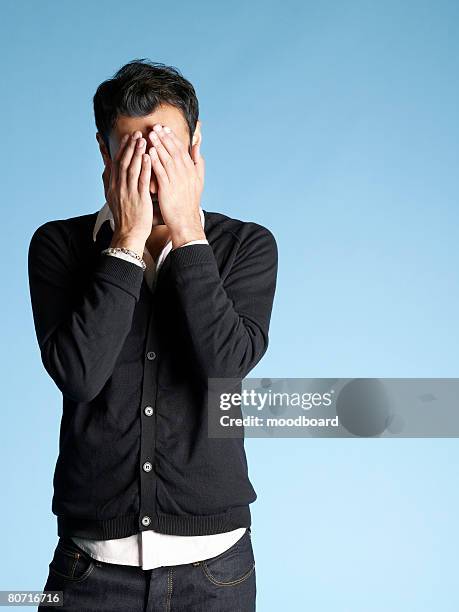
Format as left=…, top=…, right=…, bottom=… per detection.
left=28, top=59, right=277, bottom=611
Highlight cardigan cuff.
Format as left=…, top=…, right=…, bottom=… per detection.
left=94, top=253, right=144, bottom=300
left=169, top=243, right=216, bottom=268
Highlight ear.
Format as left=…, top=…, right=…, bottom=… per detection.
left=96, top=132, right=111, bottom=165
left=191, top=120, right=202, bottom=148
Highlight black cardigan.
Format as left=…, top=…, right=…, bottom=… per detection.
left=27, top=207, right=278, bottom=539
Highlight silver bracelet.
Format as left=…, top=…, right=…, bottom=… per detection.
left=101, top=247, right=146, bottom=271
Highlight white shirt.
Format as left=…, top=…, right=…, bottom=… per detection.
left=71, top=202, right=246, bottom=569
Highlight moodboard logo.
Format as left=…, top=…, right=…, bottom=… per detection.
left=207, top=378, right=459, bottom=438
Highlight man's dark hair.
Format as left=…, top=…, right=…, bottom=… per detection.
left=93, top=58, right=199, bottom=156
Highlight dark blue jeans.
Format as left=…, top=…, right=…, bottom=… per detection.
left=38, top=527, right=256, bottom=611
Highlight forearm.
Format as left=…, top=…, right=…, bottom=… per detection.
left=28, top=226, right=145, bottom=402
left=174, top=260, right=268, bottom=379
left=169, top=230, right=277, bottom=382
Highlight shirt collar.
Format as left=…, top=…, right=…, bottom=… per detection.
left=92, top=201, right=205, bottom=243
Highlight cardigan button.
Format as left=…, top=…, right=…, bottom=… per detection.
left=144, top=406, right=154, bottom=417
left=141, top=516, right=151, bottom=527
left=146, top=351, right=156, bottom=360
left=143, top=461, right=153, bottom=472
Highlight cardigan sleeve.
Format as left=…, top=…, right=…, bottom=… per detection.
left=169, top=224, right=278, bottom=382
left=27, top=221, right=144, bottom=403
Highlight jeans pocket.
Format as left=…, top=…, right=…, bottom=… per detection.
left=201, top=528, right=255, bottom=587
left=48, top=537, right=95, bottom=583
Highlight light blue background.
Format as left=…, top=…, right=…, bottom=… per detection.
left=2, top=0, right=459, bottom=610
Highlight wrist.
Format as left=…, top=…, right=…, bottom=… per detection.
left=171, top=225, right=206, bottom=249
left=110, top=233, right=146, bottom=259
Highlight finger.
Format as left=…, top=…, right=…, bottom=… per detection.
left=163, top=127, right=195, bottom=169
left=138, top=153, right=152, bottom=196
left=127, top=136, right=146, bottom=194
left=148, top=146, right=169, bottom=185
left=110, top=133, right=130, bottom=191
left=148, top=130, right=175, bottom=179
left=154, top=127, right=183, bottom=161
left=118, top=132, right=142, bottom=193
